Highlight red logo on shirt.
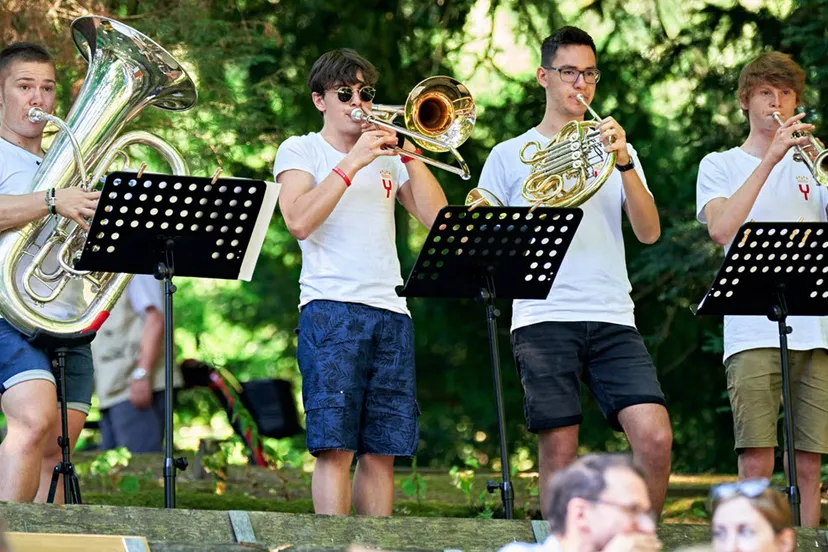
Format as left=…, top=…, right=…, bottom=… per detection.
left=380, top=170, right=393, bottom=199
left=800, top=183, right=811, bottom=201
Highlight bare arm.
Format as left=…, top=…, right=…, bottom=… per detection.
left=137, top=307, right=164, bottom=376
left=278, top=130, right=398, bottom=240
left=621, top=168, right=660, bottom=244
left=599, top=117, right=659, bottom=244
left=396, top=142, right=448, bottom=229
left=703, top=161, right=774, bottom=245
left=0, top=188, right=100, bottom=232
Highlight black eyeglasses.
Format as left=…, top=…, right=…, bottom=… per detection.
left=335, top=86, right=376, bottom=103
left=543, top=66, right=601, bottom=84
left=709, top=478, right=772, bottom=502
left=590, top=499, right=658, bottom=525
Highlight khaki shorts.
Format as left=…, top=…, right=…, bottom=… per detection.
left=726, top=348, right=828, bottom=453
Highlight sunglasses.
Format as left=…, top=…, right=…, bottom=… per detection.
left=335, top=86, right=376, bottom=103
left=709, top=478, right=772, bottom=503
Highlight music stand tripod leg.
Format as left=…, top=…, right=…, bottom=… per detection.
left=769, top=303, right=801, bottom=526
left=480, top=286, right=514, bottom=519
left=46, top=347, right=81, bottom=505
left=154, top=240, right=188, bottom=508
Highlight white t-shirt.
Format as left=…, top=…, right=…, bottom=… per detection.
left=696, top=146, right=828, bottom=361
left=478, top=127, right=650, bottom=331
left=0, top=138, right=86, bottom=322
left=273, top=132, right=411, bottom=315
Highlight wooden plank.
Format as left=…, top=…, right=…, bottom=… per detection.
left=6, top=532, right=149, bottom=551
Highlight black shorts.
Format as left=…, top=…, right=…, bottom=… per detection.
left=511, top=321, right=666, bottom=432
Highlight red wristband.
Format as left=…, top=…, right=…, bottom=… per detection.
left=332, top=166, right=351, bottom=187
left=400, top=148, right=422, bottom=164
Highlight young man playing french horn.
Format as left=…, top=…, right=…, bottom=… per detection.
left=273, top=48, right=447, bottom=516
left=476, top=26, right=672, bottom=520
left=696, top=51, right=828, bottom=526
left=0, top=43, right=99, bottom=503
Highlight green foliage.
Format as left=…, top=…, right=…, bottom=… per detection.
left=400, top=458, right=428, bottom=503
left=8, top=0, right=826, bottom=474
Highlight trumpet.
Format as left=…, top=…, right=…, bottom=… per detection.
left=466, top=94, right=616, bottom=209
left=772, top=111, right=828, bottom=186
left=350, top=76, right=476, bottom=180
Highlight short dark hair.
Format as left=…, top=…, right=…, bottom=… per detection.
left=738, top=51, right=805, bottom=117
left=0, top=42, right=53, bottom=81
left=545, top=453, right=645, bottom=534
left=307, top=48, right=378, bottom=96
left=541, top=26, right=597, bottom=67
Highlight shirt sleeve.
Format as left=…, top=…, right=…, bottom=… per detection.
left=477, top=145, right=510, bottom=206
left=127, top=274, right=164, bottom=314
left=395, top=155, right=411, bottom=190
left=272, top=136, right=316, bottom=183
left=696, top=153, right=731, bottom=224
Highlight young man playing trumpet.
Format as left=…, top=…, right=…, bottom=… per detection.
left=696, top=51, right=828, bottom=526
left=273, top=48, right=447, bottom=516
left=0, top=43, right=100, bottom=503
left=476, top=26, right=672, bottom=519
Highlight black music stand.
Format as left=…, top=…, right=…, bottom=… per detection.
left=398, top=205, right=582, bottom=519
left=695, top=221, right=828, bottom=525
left=75, top=171, right=279, bottom=508
left=27, top=329, right=97, bottom=505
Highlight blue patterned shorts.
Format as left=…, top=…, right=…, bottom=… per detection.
left=0, top=319, right=94, bottom=413
left=296, top=300, right=419, bottom=457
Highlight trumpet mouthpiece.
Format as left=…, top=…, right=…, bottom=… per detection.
left=28, top=107, right=47, bottom=123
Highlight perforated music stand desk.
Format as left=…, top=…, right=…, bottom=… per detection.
left=75, top=170, right=280, bottom=508
left=696, top=221, right=828, bottom=525
left=398, top=205, right=583, bottom=519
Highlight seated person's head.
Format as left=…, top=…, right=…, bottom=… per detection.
left=546, top=453, right=657, bottom=551
left=710, top=479, right=795, bottom=552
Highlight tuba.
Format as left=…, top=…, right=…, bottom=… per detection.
left=772, top=111, right=828, bottom=186
left=0, top=15, right=196, bottom=336
left=466, top=94, right=616, bottom=209
left=350, top=76, right=476, bottom=180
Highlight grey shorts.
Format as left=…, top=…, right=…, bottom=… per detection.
left=99, top=391, right=165, bottom=453
left=511, top=321, right=666, bottom=432
left=725, top=348, right=828, bottom=453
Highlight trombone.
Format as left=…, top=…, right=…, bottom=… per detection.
left=772, top=111, right=828, bottom=186
left=350, top=76, right=476, bottom=180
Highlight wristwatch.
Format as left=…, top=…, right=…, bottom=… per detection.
left=616, top=158, right=636, bottom=172
left=130, top=367, right=149, bottom=381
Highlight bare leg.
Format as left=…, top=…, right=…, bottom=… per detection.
left=738, top=447, right=775, bottom=479
left=0, top=380, right=57, bottom=502
left=537, top=425, right=579, bottom=519
left=618, top=403, right=673, bottom=516
left=785, top=450, right=822, bottom=527
left=311, top=450, right=354, bottom=515
left=352, top=454, right=395, bottom=516
left=34, top=407, right=87, bottom=504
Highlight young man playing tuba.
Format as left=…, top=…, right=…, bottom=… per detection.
left=0, top=43, right=100, bottom=503
left=476, top=26, right=672, bottom=519
left=273, top=48, right=447, bottom=515
left=696, top=51, right=828, bottom=526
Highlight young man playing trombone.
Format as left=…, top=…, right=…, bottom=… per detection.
left=0, top=43, right=99, bottom=504
left=696, top=51, right=828, bottom=526
left=475, top=26, right=671, bottom=521
left=274, top=48, right=447, bottom=516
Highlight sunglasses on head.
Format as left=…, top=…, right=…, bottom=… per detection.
left=709, top=478, right=772, bottom=502
left=335, top=86, right=376, bottom=103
